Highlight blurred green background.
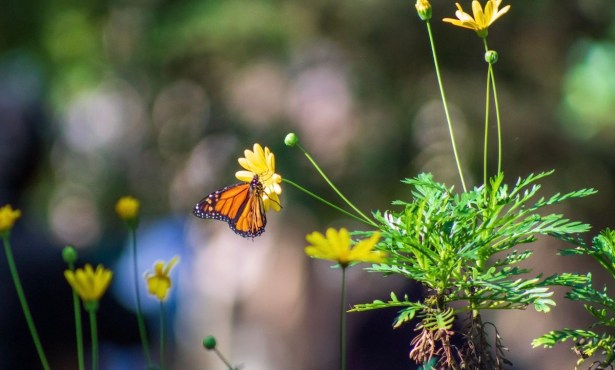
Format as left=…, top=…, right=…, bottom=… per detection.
left=1, top=0, right=614, bottom=369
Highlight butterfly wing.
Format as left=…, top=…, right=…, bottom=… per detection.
left=233, top=184, right=267, bottom=237
left=193, top=177, right=267, bottom=238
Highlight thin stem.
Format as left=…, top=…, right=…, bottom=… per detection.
left=290, top=147, right=377, bottom=227
left=284, top=144, right=376, bottom=226
left=159, top=301, right=165, bottom=370
left=213, top=348, right=236, bottom=370
left=282, top=178, right=375, bottom=227
left=68, top=261, right=85, bottom=370
left=339, top=266, right=347, bottom=370
left=425, top=21, right=467, bottom=192
left=1, top=234, right=50, bottom=370
left=130, top=228, right=152, bottom=366
left=88, top=309, right=99, bottom=370
left=484, top=38, right=503, bottom=175
left=483, top=59, right=491, bottom=188
left=491, top=68, right=503, bottom=175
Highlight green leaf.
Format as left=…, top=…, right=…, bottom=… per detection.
left=532, top=329, right=600, bottom=348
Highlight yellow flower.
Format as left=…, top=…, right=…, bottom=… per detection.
left=65, top=264, right=113, bottom=303
left=115, top=196, right=140, bottom=221
left=235, top=143, right=283, bottom=211
left=443, top=0, right=510, bottom=37
left=0, top=205, right=21, bottom=234
left=305, top=228, right=385, bottom=267
left=144, top=256, right=179, bottom=301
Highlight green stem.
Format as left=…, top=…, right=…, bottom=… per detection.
left=68, top=262, right=85, bottom=370
left=484, top=38, right=503, bottom=175
left=213, top=347, right=236, bottom=370
left=1, top=234, right=50, bottom=370
left=88, top=308, right=99, bottom=370
left=425, top=21, right=467, bottom=192
left=339, top=266, right=347, bottom=370
left=159, top=301, right=165, bottom=370
left=483, top=57, right=491, bottom=188
left=491, top=66, right=503, bottom=175
left=130, top=228, right=152, bottom=366
left=293, top=145, right=377, bottom=227
left=282, top=178, right=375, bottom=227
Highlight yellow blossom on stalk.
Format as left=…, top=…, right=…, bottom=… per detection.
left=145, top=256, right=179, bottom=301
left=235, top=143, right=283, bottom=211
left=0, top=205, right=21, bottom=234
left=65, top=264, right=113, bottom=303
left=305, top=228, right=385, bottom=268
left=443, top=0, right=511, bottom=38
left=415, top=0, right=432, bottom=21
left=115, top=196, right=140, bottom=227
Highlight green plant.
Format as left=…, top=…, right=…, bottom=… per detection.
left=533, top=229, right=615, bottom=370
left=350, top=171, right=595, bottom=369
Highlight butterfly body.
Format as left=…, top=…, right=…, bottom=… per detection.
left=193, top=175, right=267, bottom=238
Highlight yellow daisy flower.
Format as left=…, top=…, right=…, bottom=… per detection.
left=145, top=256, right=179, bottom=301
left=0, top=205, right=21, bottom=234
left=115, top=196, right=140, bottom=221
left=305, top=228, right=385, bottom=268
left=443, top=0, right=511, bottom=38
left=65, top=264, right=113, bottom=303
left=235, top=143, right=283, bottom=211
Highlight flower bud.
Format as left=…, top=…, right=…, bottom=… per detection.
left=115, top=196, right=139, bottom=219
left=415, top=0, right=432, bottom=21
left=0, top=204, right=21, bottom=235
left=62, top=246, right=78, bottom=265
left=115, top=196, right=140, bottom=229
left=203, top=335, right=217, bottom=350
left=284, top=133, right=299, bottom=147
left=485, top=50, right=499, bottom=64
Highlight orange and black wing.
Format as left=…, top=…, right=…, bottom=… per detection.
left=193, top=176, right=267, bottom=238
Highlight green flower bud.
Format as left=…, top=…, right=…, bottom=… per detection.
left=284, top=133, right=299, bottom=147
left=485, top=50, right=499, bottom=64
left=203, top=335, right=217, bottom=350
left=62, top=246, right=78, bottom=265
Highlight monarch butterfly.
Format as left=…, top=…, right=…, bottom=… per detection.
left=193, top=175, right=267, bottom=238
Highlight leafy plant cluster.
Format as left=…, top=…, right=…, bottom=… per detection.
left=352, top=171, right=596, bottom=369
left=533, top=229, right=615, bottom=370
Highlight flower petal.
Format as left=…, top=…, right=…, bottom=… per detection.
left=306, top=231, right=327, bottom=248
left=263, top=192, right=281, bottom=212
left=236, top=170, right=255, bottom=182
left=490, top=4, right=510, bottom=24
left=253, top=143, right=265, bottom=159
left=455, top=9, right=473, bottom=22
left=471, top=0, right=486, bottom=28
left=483, top=0, right=495, bottom=24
